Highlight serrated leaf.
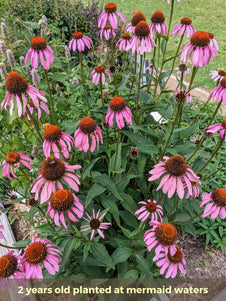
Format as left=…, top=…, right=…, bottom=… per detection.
left=83, top=243, right=91, bottom=261
left=85, top=183, right=106, bottom=208
left=137, top=144, right=159, bottom=155
left=95, top=174, right=123, bottom=201
left=13, top=239, right=31, bottom=248
left=111, top=247, right=132, bottom=265
left=62, top=238, right=76, bottom=265
left=91, top=243, right=114, bottom=270
left=83, top=158, right=100, bottom=179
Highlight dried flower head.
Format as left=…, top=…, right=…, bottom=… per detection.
left=1, top=22, right=9, bottom=39
left=0, top=40, right=7, bottom=56
left=0, top=62, right=7, bottom=79
left=6, top=49, right=15, bottom=69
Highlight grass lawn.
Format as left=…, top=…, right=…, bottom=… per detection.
left=104, top=0, right=226, bottom=91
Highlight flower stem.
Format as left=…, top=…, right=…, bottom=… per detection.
left=79, top=52, right=92, bottom=116
left=208, top=100, right=222, bottom=125
left=134, top=54, right=143, bottom=119
left=99, top=79, right=105, bottom=116
left=187, top=136, right=206, bottom=162
left=43, top=69, right=57, bottom=125
left=199, top=137, right=224, bottom=173
left=158, top=104, right=181, bottom=160
left=171, top=212, right=202, bottom=225
left=37, top=204, right=58, bottom=236
left=187, top=66, right=199, bottom=91
left=116, top=160, right=135, bottom=187
left=160, top=33, right=185, bottom=93
left=26, top=107, right=43, bottom=143
left=0, top=242, right=23, bottom=249
left=112, top=128, right=120, bottom=179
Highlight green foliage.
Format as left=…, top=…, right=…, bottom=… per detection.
left=0, top=0, right=225, bottom=280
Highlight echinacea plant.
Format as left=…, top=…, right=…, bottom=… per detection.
left=0, top=0, right=225, bottom=286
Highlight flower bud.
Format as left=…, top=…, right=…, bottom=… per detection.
left=26, top=197, right=38, bottom=207
left=130, top=147, right=139, bottom=159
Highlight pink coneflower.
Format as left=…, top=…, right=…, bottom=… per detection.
left=90, top=66, right=111, bottom=85
left=25, top=37, right=54, bottom=69
left=126, top=11, right=146, bottom=33
left=116, top=33, right=131, bottom=51
left=185, top=182, right=200, bottom=199
left=81, top=210, right=111, bottom=240
left=174, top=64, right=191, bottom=76
left=153, top=247, right=186, bottom=278
left=0, top=250, right=24, bottom=290
left=164, top=0, right=181, bottom=3
left=1, top=71, right=48, bottom=117
left=2, top=151, right=32, bottom=180
left=150, top=10, right=167, bottom=36
left=145, top=64, right=157, bottom=77
left=144, top=221, right=178, bottom=257
left=74, top=117, right=103, bottom=153
left=208, top=33, right=219, bottom=52
left=43, top=124, right=73, bottom=159
left=209, top=77, right=226, bottom=105
left=206, top=119, right=226, bottom=142
left=135, top=199, right=163, bottom=222
left=148, top=155, right=201, bottom=200
left=47, top=189, right=83, bottom=228
left=0, top=225, right=3, bottom=239
left=98, top=3, right=126, bottom=29
left=21, top=236, right=62, bottom=279
left=209, top=70, right=226, bottom=82
left=129, top=20, right=156, bottom=55
left=30, top=156, right=81, bottom=204
left=100, top=25, right=115, bottom=40
left=181, top=31, right=217, bottom=68
left=26, top=98, right=50, bottom=120
left=172, top=18, right=195, bottom=39
left=69, top=32, right=93, bottom=52
left=105, top=96, right=132, bottom=129
left=175, top=90, right=193, bottom=103
left=200, top=189, right=226, bottom=219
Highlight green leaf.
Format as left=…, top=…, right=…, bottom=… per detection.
left=13, top=239, right=31, bottom=248
left=219, top=226, right=223, bottom=237
left=111, top=247, right=132, bottom=265
left=83, top=158, right=100, bottom=179
left=108, top=143, right=121, bottom=175
left=95, top=174, right=123, bottom=201
left=119, top=193, right=137, bottom=214
left=123, top=269, right=139, bottom=278
left=174, top=212, right=191, bottom=222
left=136, top=255, right=152, bottom=277
left=102, top=197, right=120, bottom=226
left=85, top=183, right=106, bottom=208
left=83, top=243, right=91, bottom=261
left=91, top=243, right=114, bottom=270
left=122, top=130, right=153, bottom=145
left=62, top=238, right=77, bottom=265
left=137, top=145, right=159, bottom=155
